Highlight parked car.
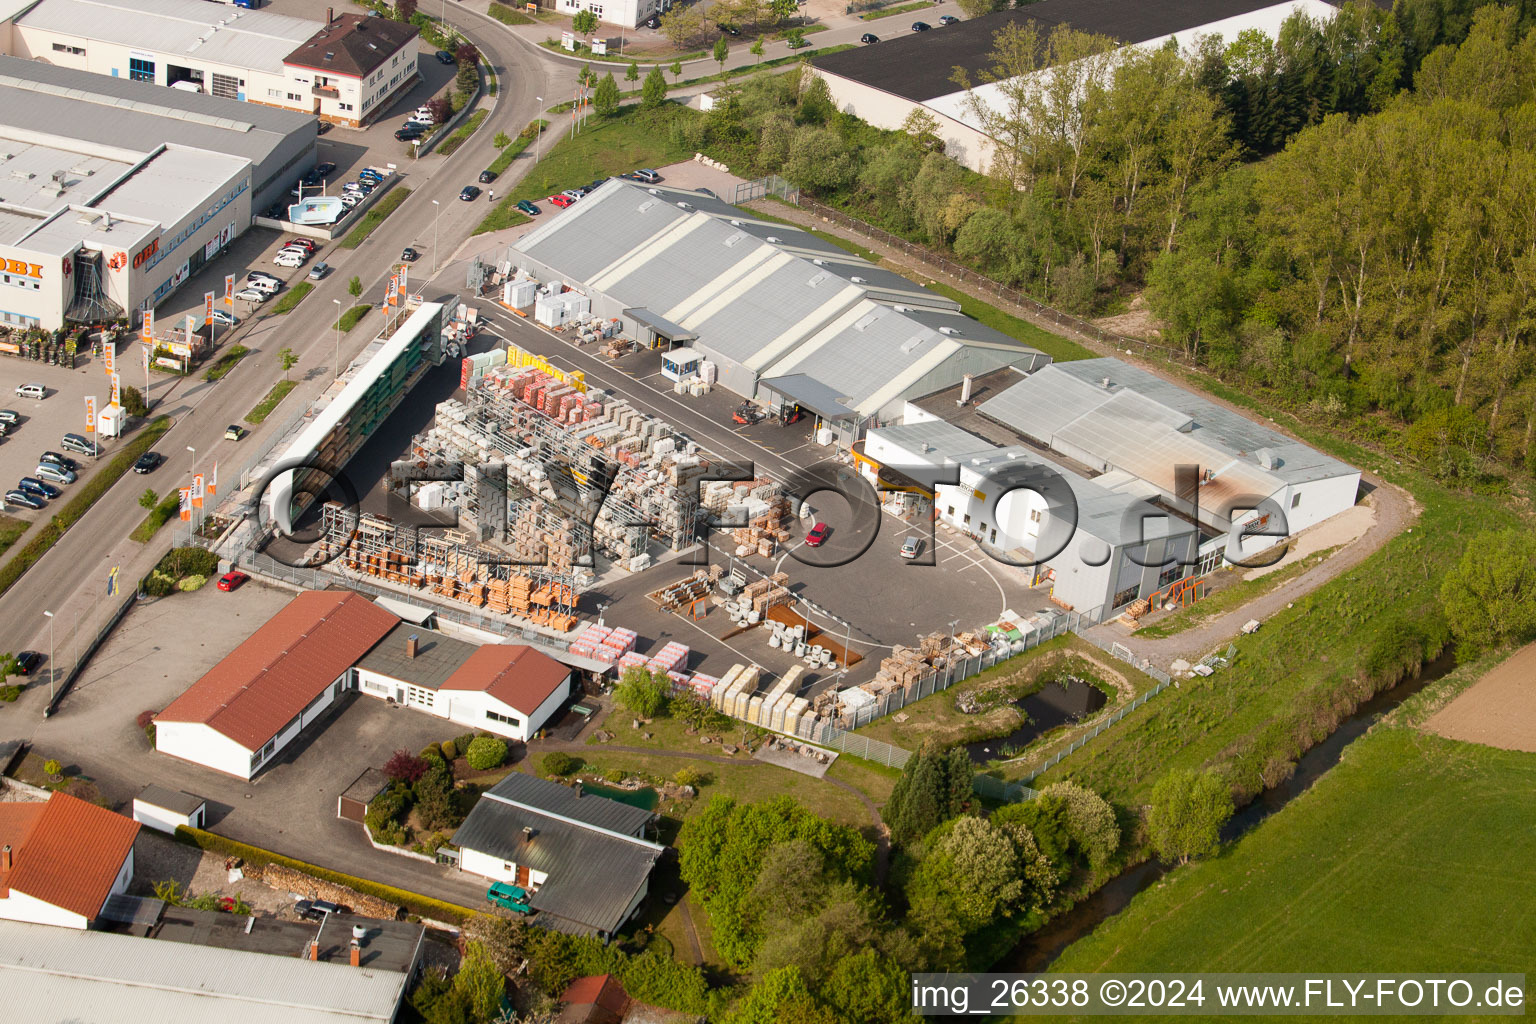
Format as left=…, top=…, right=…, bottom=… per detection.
left=631, top=168, right=661, bottom=183
left=217, top=570, right=249, bottom=592
left=486, top=882, right=532, bottom=912
left=247, top=271, right=281, bottom=285
left=435, top=49, right=455, bottom=64
left=645, top=14, right=659, bottom=28
left=34, top=462, right=76, bottom=484
left=295, top=898, right=343, bottom=921
left=900, top=536, right=922, bottom=559
left=718, top=22, right=740, bottom=35
left=18, top=477, right=60, bottom=500
left=548, top=193, right=573, bottom=209
left=39, top=451, right=76, bottom=472
left=285, top=238, right=318, bottom=252
left=273, top=253, right=306, bottom=269
left=12, top=650, right=41, bottom=674
left=938, top=14, right=959, bottom=24
left=225, top=424, right=245, bottom=441
left=478, top=169, right=498, bottom=184
left=308, top=261, right=331, bottom=281
left=395, top=126, right=425, bottom=142
left=459, top=185, right=482, bottom=201
left=315, top=161, right=336, bottom=177
left=208, top=309, right=240, bottom=327
left=4, top=489, right=43, bottom=511
left=516, top=199, right=540, bottom=216
left=233, top=288, right=268, bottom=303
left=133, top=451, right=164, bottom=474
left=60, top=433, right=97, bottom=457
left=358, top=169, right=385, bottom=183
left=15, top=383, right=44, bottom=400
left=588, top=177, right=609, bottom=190
left=561, top=189, right=584, bottom=202
left=0, top=409, right=19, bottom=425
left=401, top=247, right=420, bottom=263
left=339, top=193, right=361, bottom=207
left=911, top=20, right=930, bottom=31
left=788, top=34, right=809, bottom=48
left=805, top=522, right=831, bottom=547
left=860, top=32, right=879, bottom=44
left=276, top=246, right=310, bottom=260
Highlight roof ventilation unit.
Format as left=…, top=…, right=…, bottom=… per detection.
left=900, top=335, right=923, bottom=353
left=851, top=275, right=865, bottom=283
left=637, top=200, right=656, bottom=212
left=938, top=326, right=960, bottom=335
left=1101, top=376, right=1113, bottom=388
left=676, top=201, right=692, bottom=209
left=1256, top=447, right=1279, bottom=470
left=766, top=235, right=780, bottom=243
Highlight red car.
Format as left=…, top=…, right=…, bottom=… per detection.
left=217, top=570, right=249, bottom=592
left=285, top=238, right=318, bottom=252
left=805, top=523, right=830, bottom=547
left=548, top=194, right=574, bottom=209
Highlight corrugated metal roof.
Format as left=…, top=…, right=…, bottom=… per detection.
left=0, top=916, right=408, bottom=1024
left=156, top=590, right=399, bottom=751
left=17, top=0, right=320, bottom=74
left=452, top=774, right=661, bottom=936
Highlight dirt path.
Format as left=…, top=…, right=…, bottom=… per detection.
left=676, top=896, right=706, bottom=966
left=748, top=201, right=1422, bottom=670
left=1423, top=641, right=1536, bottom=752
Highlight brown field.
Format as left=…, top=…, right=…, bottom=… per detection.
left=1423, top=640, right=1536, bottom=752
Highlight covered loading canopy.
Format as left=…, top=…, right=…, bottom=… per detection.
left=757, top=373, right=861, bottom=424
left=623, top=307, right=697, bottom=348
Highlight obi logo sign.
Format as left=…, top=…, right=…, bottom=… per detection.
left=3, top=258, right=43, bottom=278
left=132, top=239, right=159, bottom=269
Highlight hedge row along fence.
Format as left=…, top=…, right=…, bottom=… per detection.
left=173, top=825, right=477, bottom=925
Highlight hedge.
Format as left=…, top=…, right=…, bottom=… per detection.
left=173, top=825, right=476, bottom=924
left=0, top=415, right=171, bottom=599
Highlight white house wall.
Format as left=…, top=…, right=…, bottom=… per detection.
left=154, top=720, right=256, bottom=780
left=0, top=888, right=91, bottom=929
left=131, top=800, right=201, bottom=835
left=357, top=668, right=572, bottom=742
left=458, top=846, right=550, bottom=887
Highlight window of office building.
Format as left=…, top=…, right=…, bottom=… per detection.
left=52, top=43, right=85, bottom=55
left=129, top=57, right=155, bottom=82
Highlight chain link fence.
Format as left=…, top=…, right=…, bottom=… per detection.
left=792, top=195, right=1186, bottom=363
left=43, top=591, right=139, bottom=718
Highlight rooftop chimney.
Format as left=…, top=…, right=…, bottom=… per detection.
left=352, top=924, right=367, bottom=941
left=959, top=373, right=974, bottom=405
left=2, top=844, right=11, bottom=871
left=308, top=938, right=319, bottom=960
left=406, top=634, right=419, bottom=659
left=349, top=939, right=361, bottom=967
left=326, top=6, right=334, bottom=23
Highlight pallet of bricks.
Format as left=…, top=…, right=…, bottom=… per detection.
left=741, top=572, right=792, bottom=617
left=728, top=488, right=792, bottom=557
left=868, top=645, right=929, bottom=697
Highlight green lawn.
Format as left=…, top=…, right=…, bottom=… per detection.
left=861, top=1, right=931, bottom=19
left=130, top=490, right=182, bottom=544
left=1132, top=547, right=1337, bottom=639
left=0, top=515, right=26, bottom=559
left=337, top=186, right=412, bottom=249
left=1049, top=724, right=1536, bottom=990
left=270, top=281, right=313, bottom=314
left=474, top=104, right=694, bottom=235
left=0, top=416, right=171, bottom=597
left=487, top=1, right=533, bottom=25
left=487, top=119, right=548, bottom=176
left=436, top=109, right=489, bottom=157
left=334, top=305, right=372, bottom=332
left=202, top=345, right=250, bottom=382
left=244, top=379, right=298, bottom=425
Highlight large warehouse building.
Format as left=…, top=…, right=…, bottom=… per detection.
left=0, top=56, right=314, bottom=329
left=811, top=0, right=1341, bottom=173
left=510, top=180, right=1050, bottom=441
left=0, top=0, right=419, bottom=127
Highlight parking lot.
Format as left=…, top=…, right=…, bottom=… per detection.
left=1, top=361, right=123, bottom=521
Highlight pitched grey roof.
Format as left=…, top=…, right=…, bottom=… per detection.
left=134, top=785, right=204, bottom=816
left=452, top=775, right=662, bottom=936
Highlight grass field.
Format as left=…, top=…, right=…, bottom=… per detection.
left=437, top=109, right=489, bottom=157
left=475, top=104, right=693, bottom=235
left=862, top=1, right=930, bottom=19
left=486, top=119, right=547, bottom=176
left=1049, top=725, right=1536, bottom=990
left=244, top=379, right=298, bottom=425
left=334, top=305, right=372, bottom=332
left=0, top=515, right=26, bottom=559
left=925, top=282, right=1094, bottom=362
left=337, top=187, right=411, bottom=249
left=202, top=344, right=250, bottom=381
left=270, top=281, right=313, bottom=315
left=1132, top=548, right=1337, bottom=639
left=487, top=1, right=533, bottom=25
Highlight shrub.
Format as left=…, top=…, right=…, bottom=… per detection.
left=440, top=739, right=457, bottom=761
left=466, top=735, right=508, bottom=770
left=140, top=571, right=175, bottom=597
left=542, top=751, right=580, bottom=776
left=673, top=766, right=704, bottom=788
left=615, top=666, right=671, bottom=718
left=1040, top=780, right=1120, bottom=868
left=420, top=744, right=446, bottom=763
left=384, top=749, right=429, bottom=784
left=135, top=710, right=156, bottom=729
left=604, top=768, right=626, bottom=784
left=0, top=684, right=21, bottom=702
left=176, top=574, right=208, bottom=592
left=455, top=732, right=476, bottom=754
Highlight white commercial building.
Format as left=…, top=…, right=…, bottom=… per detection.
left=0, top=56, right=315, bottom=330
left=2, top=0, right=420, bottom=127
left=812, top=0, right=1342, bottom=173
left=552, top=0, right=662, bottom=32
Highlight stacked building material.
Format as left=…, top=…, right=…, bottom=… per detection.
left=617, top=651, right=649, bottom=673
left=601, top=627, right=638, bottom=654
left=685, top=673, right=717, bottom=701
left=646, top=641, right=689, bottom=674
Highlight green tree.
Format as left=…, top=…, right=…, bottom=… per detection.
left=642, top=65, right=669, bottom=108
left=992, top=794, right=1073, bottom=876
left=542, top=751, right=580, bottom=776
left=615, top=665, right=670, bottom=717
left=278, top=346, right=298, bottom=380
left=956, top=0, right=1002, bottom=19
left=492, top=130, right=511, bottom=149
left=1440, top=528, right=1536, bottom=655
left=466, top=735, right=508, bottom=770
left=593, top=71, right=621, bottom=116
left=724, top=966, right=836, bottom=1024
left=821, top=948, right=911, bottom=1024
left=139, top=488, right=159, bottom=511
left=121, top=384, right=149, bottom=417
left=44, top=758, right=62, bottom=782
left=1147, top=769, right=1233, bottom=865
left=884, top=742, right=972, bottom=844
left=669, top=59, right=683, bottom=83
left=462, top=915, right=526, bottom=975
left=714, top=35, right=731, bottom=78
left=1041, top=780, right=1120, bottom=868
left=572, top=8, right=599, bottom=37
left=451, top=941, right=506, bottom=1022
left=348, top=275, right=363, bottom=299
left=456, top=58, right=479, bottom=99
left=660, top=4, right=705, bottom=48
left=909, top=816, right=1024, bottom=932
left=769, top=0, right=797, bottom=24
left=625, top=61, right=640, bottom=85
left=750, top=34, right=764, bottom=67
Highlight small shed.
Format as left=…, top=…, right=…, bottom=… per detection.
left=132, top=785, right=207, bottom=834
left=659, top=346, right=704, bottom=383
left=338, top=767, right=392, bottom=823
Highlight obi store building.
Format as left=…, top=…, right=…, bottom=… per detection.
left=0, top=59, right=317, bottom=330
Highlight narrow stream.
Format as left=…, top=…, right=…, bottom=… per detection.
left=991, top=649, right=1457, bottom=975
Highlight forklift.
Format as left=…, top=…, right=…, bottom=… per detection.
left=779, top=403, right=804, bottom=426
left=732, top=403, right=764, bottom=425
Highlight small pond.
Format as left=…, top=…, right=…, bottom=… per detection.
left=964, top=679, right=1109, bottom=764
left=580, top=781, right=660, bottom=811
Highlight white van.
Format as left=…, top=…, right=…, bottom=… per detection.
left=248, top=277, right=282, bottom=295
left=15, top=383, right=45, bottom=400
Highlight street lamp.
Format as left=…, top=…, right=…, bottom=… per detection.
left=431, top=199, right=442, bottom=275
left=42, top=610, right=55, bottom=704
left=332, top=298, right=343, bottom=379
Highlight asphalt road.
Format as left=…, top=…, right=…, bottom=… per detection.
left=0, top=15, right=553, bottom=684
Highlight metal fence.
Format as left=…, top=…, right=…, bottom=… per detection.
left=734, top=174, right=799, bottom=205
left=43, top=591, right=138, bottom=718
left=1019, top=675, right=1173, bottom=783
left=791, top=195, right=1186, bottom=363
left=972, top=774, right=1039, bottom=804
